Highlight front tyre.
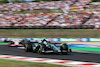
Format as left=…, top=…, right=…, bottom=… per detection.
left=37, top=44, right=42, bottom=54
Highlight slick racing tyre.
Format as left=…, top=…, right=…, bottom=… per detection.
left=61, top=43, right=68, bottom=54
left=69, top=48, right=72, bottom=52
left=25, top=43, right=32, bottom=52
left=37, top=44, right=42, bottom=54
left=62, top=43, right=68, bottom=50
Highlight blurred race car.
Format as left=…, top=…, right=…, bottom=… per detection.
left=9, top=38, right=24, bottom=47
left=23, top=38, right=72, bottom=54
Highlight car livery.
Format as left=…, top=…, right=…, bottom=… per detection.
left=23, top=38, right=72, bottom=54
left=9, top=38, right=24, bottom=47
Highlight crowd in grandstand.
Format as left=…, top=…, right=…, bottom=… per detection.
left=0, top=13, right=58, bottom=27
left=0, top=1, right=73, bottom=13
left=0, top=0, right=100, bottom=29
left=47, top=12, right=91, bottom=27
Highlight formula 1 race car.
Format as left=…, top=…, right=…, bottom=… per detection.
left=23, top=38, right=72, bottom=54
left=9, top=38, right=24, bottom=47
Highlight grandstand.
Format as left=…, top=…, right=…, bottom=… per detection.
left=0, top=0, right=100, bottom=29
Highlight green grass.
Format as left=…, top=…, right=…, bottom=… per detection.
left=92, top=0, right=100, bottom=2
left=14, top=10, right=62, bottom=14
left=0, top=59, right=71, bottom=67
left=71, top=47, right=100, bottom=52
left=0, top=29, right=100, bottom=38
left=0, top=42, right=9, bottom=45
left=0, top=10, right=62, bottom=14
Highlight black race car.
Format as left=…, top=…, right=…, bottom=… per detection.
left=23, top=38, right=72, bottom=54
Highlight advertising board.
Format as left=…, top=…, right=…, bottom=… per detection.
left=0, top=38, right=7, bottom=42
left=60, top=38, right=77, bottom=41
left=49, top=38, right=60, bottom=41
left=90, top=38, right=100, bottom=42
left=77, top=38, right=89, bottom=42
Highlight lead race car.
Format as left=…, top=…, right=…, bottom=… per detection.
left=23, top=38, right=72, bottom=54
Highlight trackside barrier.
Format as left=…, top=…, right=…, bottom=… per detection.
left=77, top=38, right=89, bottom=42
left=0, top=38, right=7, bottom=42
left=89, top=38, right=100, bottom=42
left=60, top=38, right=77, bottom=42
left=1, top=38, right=100, bottom=42
left=32, top=38, right=100, bottom=42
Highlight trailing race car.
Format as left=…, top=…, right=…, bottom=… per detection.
left=23, top=38, right=72, bottom=54
left=9, top=38, right=24, bottom=47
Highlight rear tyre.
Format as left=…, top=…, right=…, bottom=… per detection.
left=63, top=43, right=68, bottom=50
left=69, top=48, right=72, bottom=52
left=61, top=43, right=68, bottom=54
left=25, top=43, right=32, bottom=52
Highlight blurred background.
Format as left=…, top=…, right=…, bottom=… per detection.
left=0, top=0, right=100, bottom=38
left=0, top=1, right=100, bottom=66
left=0, top=0, right=100, bottom=29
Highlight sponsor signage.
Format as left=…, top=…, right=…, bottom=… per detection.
left=11, top=38, right=23, bottom=39
left=90, top=38, right=100, bottom=42
left=0, top=38, right=7, bottom=41
left=49, top=38, right=60, bottom=41
left=10, top=38, right=23, bottom=41
left=2, top=38, right=100, bottom=42
left=25, top=38, right=33, bottom=40
left=33, top=38, right=49, bottom=41
left=60, top=38, right=77, bottom=41
left=77, top=38, right=89, bottom=42
left=68, top=44, right=100, bottom=47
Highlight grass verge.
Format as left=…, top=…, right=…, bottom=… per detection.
left=0, top=29, right=100, bottom=38
left=0, top=59, right=71, bottom=67
left=71, top=47, right=100, bottom=52
left=0, top=42, right=9, bottom=45
left=0, top=10, right=62, bottom=14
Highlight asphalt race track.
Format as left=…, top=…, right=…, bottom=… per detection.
left=0, top=45, right=100, bottom=63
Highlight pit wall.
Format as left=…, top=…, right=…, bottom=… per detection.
left=1, top=38, right=100, bottom=42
